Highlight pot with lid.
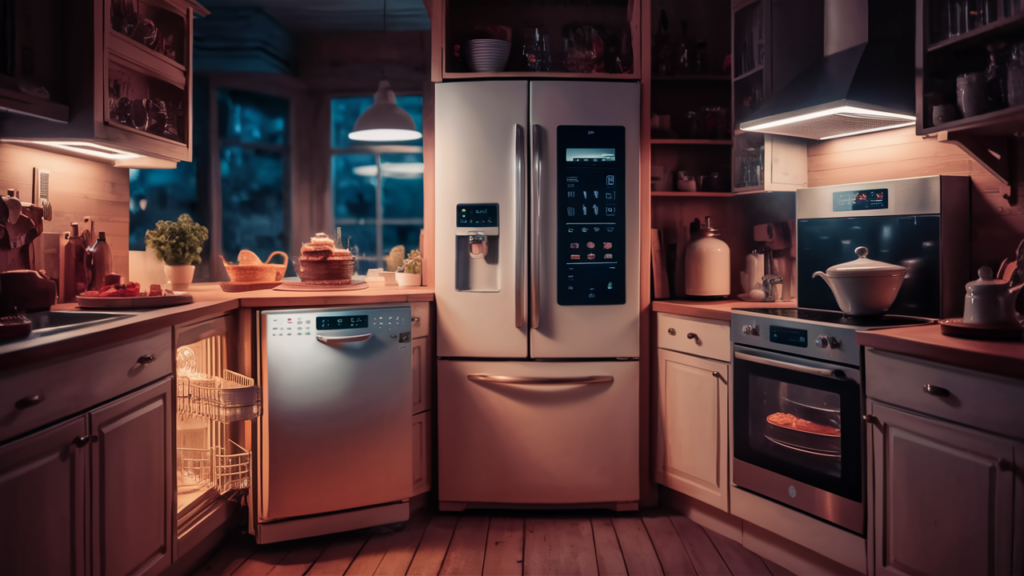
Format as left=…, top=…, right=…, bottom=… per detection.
left=812, top=246, right=906, bottom=316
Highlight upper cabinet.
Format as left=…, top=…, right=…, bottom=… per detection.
left=429, top=0, right=641, bottom=81
left=731, top=0, right=821, bottom=192
left=916, top=0, right=1024, bottom=185
left=0, top=0, right=208, bottom=167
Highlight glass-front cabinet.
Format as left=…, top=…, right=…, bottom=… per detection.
left=173, top=315, right=260, bottom=556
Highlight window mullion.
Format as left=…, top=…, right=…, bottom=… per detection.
left=374, top=154, right=384, bottom=269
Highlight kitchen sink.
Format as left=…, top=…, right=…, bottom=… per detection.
left=26, top=310, right=135, bottom=335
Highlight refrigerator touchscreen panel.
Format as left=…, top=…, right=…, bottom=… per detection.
left=557, top=125, right=626, bottom=305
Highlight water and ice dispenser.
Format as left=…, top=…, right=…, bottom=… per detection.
left=455, top=203, right=500, bottom=291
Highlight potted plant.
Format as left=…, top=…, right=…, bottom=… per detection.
left=396, top=249, right=422, bottom=287
left=144, top=214, right=209, bottom=290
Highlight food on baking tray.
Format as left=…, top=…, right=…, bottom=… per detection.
left=767, top=412, right=841, bottom=436
left=81, top=282, right=176, bottom=298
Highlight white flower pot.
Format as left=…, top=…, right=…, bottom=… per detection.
left=395, top=272, right=421, bottom=287
left=163, top=265, right=195, bottom=291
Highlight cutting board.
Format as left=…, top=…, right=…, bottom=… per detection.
left=76, top=293, right=193, bottom=309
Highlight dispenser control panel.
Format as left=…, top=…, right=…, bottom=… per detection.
left=457, top=203, right=498, bottom=227
left=557, top=125, right=626, bottom=306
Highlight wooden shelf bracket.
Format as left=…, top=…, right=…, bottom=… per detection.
left=937, top=131, right=1010, bottom=186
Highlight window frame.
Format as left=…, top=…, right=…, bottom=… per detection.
left=328, top=94, right=425, bottom=273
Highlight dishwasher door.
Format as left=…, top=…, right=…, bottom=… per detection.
left=259, top=307, right=412, bottom=521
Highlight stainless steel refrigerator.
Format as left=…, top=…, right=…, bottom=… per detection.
left=435, top=81, right=640, bottom=510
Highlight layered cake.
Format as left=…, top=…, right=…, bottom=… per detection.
left=297, top=233, right=355, bottom=284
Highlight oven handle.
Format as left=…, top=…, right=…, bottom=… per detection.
left=734, top=352, right=850, bottom=381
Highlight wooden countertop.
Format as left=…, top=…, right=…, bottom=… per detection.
left=857, top=324, right=1024, bottom=380
left=652, top=299, right=797, bottom=322
left=2, top=283, right=433, bottom=371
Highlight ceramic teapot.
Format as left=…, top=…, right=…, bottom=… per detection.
left=964, top=267, right=1023, bottom=326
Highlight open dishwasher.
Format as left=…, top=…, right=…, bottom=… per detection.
left=252, top=306, right=412, bottom=544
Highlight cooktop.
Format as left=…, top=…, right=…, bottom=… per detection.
left=736, top=308, right=934, bottom=329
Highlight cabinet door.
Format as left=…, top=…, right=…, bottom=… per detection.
left=655, top=349, right=729, bottom=512
left=91, top=377, right=174, bottom=576
left=870, top=401, right=1014, bottom=576
left=412, top=411, right=433, bottom=496
left=412, top=336, right=434, bottom=414
left=0, top=416, right=88, bottom=575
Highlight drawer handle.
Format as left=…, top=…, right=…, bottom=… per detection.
left=71, top=435, right=91, bottom=448
left=687, top=332, right=700, bottom=344
left=922, top=384, right=950, bottom=397
left=667, top=328, right=676, bottom=336
left=137, top=354, right=157, bottom=365
left=14, top=394, right=45, bottom=409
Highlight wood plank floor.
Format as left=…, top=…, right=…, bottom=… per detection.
left=194, top=510, right=795, bottom=576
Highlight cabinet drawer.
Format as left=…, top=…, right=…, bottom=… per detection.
left=657, top=313, right=730, bottom=362
left=0, top=329, right=172, bottom=444
left=410, top=302, right=431, bottom=340
left=866, top=349, right=1024, bottom=439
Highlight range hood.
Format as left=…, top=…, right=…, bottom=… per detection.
left=739, top=0, right=916, bottom=140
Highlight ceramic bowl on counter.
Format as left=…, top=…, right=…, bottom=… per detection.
left=812, top=246, right=906, bottom=316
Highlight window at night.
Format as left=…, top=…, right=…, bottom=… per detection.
left=218, top=89, right=290, bottom=272
left=331, top=95, right=423, bottom=274
left=128, top=163, right=198, bottom=250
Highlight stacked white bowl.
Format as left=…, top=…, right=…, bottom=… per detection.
left=467, top=39, right=510, bottom=73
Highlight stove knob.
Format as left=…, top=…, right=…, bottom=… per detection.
left=829, top=336, right=842, bottom=349
left=742, top=325, right=759, bottom=336
left=815, top=335, right=830, bottom=349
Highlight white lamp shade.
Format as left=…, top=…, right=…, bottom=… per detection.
left=349, top=80, right=422, bottom=142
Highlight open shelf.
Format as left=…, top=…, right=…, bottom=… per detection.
left=442, top=71, right=641, bottom=80
left=0, top=86, right=69, bottom=123
left=733, top=64, right=763, bottom=82
left=927, top=9, right=1024, bottom=53
left=653, top=74, right=731, bottom=82
left=652, top=139, right=732, bottom=145
left=920, top=102, right=1024, bottom=136
left=651, top=191, right=734, bottom=198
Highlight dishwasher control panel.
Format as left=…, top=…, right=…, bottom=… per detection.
left=265, top=308, right=410, bottom=339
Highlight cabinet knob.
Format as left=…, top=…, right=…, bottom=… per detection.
left=667, top=328, right=676, bottom=336
left=922, top=384, right=950, bottom=397
left=14, top=394, right=45, bottom=409
left=686, top=332, right=697, bottom=340
left=137, top=354, right=157, bottom=365
left=711, top=371, right=722, bottom=381
left=863, top=414, right=881, bottom=427
left=411, top=317, right=420, bottom=324
left=71, top=435, right=91, bottom=448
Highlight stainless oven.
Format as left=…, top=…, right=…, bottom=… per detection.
left=732, top=344, right=864, bottom=534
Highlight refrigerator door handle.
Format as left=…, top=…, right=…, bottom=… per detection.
left=530, top=124, right=542, bottom=329
left=515, top=124, right=527, bottom=329
left=468, top=374, right=614, bottom=386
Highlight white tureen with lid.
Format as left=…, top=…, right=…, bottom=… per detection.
left=812, top=246, right=907, bottom=316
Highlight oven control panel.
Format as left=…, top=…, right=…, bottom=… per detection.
left=557, top=125, right=626, bottom=306
left=731, top=316, right=860, bottom=367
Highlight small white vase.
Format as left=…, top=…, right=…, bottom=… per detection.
left=164, top=265, right=195, bottom=291
left=395, top=272, right=421, bottom=287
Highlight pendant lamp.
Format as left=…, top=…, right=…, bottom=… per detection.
left=348, top=0, right=421, bottom=142
left=349, top=80, right=422, bottom=142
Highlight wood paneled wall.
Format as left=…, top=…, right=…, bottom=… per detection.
left=807, top=127, right=1024, bottom=271
left=0, top=143, right=130, bottom=276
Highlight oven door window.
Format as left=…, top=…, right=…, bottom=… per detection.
left=734, top=355, right=861, bottom=503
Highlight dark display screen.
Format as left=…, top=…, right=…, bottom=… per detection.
left=770, top=326, right=808, bottom=348
left=557, top=126, right=626, bottom=306
left=316, top=315, right=368, bottom=330
left=457, top=203, right=498, bottom=227
left=833, top=189, right=888, bottom=212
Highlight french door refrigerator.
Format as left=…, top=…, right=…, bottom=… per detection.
left=435, top=81, right=640, bottom=510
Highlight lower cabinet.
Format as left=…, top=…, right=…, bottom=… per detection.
left=0, top=377, right=173, bottom=576
left=92, top=378, right=174, bottom=576
left=869, top=400, right=1018, bottom=576
left=0, top=416, right=88, bottom=576
left=655, top=347, right=730, bottom=512
left=413, top=410, right=433, bottom=496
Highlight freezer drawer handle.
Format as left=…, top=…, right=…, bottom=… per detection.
left=316, top=333, right=373, bottom=348
left=468, top=374, right=613, bottom=386
left=734, top=351, right=849, bottom=381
